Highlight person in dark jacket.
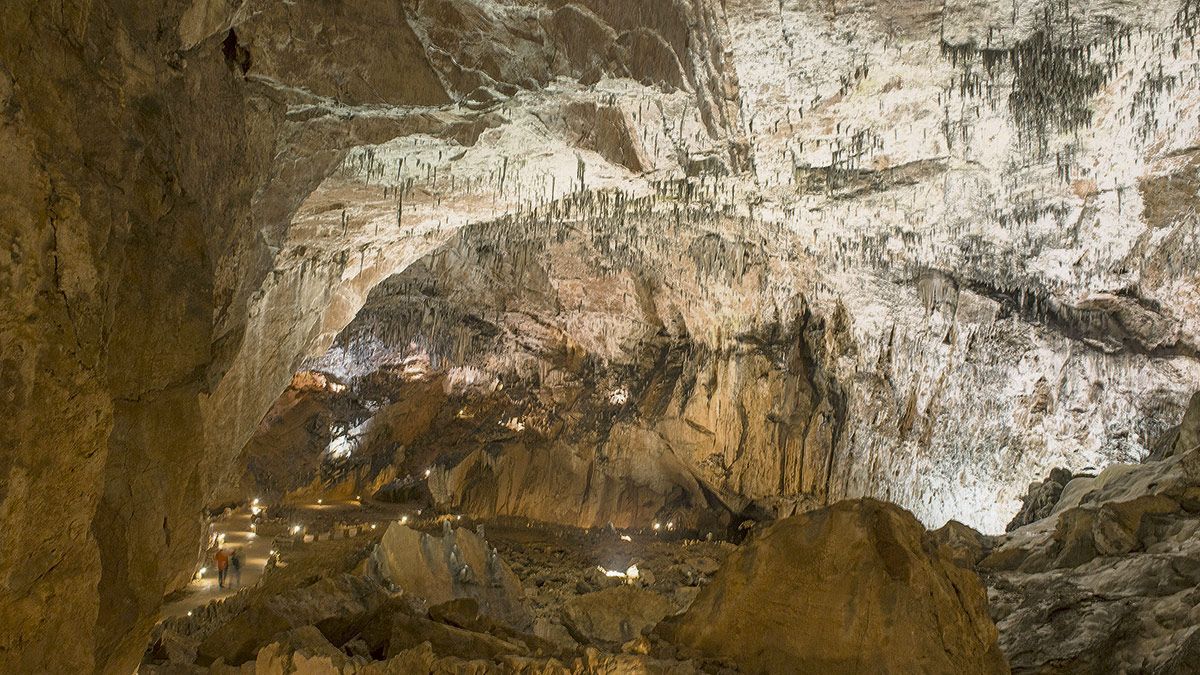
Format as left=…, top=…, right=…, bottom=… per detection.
left=230, top=548, right=243, bottom=587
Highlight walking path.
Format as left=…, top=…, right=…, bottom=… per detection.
left=157, top=499, right=415, bottom=621
left=158, top=509, right=273, bottom=620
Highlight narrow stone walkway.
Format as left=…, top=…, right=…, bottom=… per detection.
left=158, top=508, right=273, bottom=620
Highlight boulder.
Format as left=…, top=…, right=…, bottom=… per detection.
left=384, top=612, right=527, bottom=661
left=252, top=626, right=353, bottom=674
left=372, top=522, right=531, bottom=629
left=196, top=574, right=389, bottom=666
left=930, top=519, right=990, bottom=569
left=429, top=597, right=482, bottom=630
left=1006, top=467, right=1074, bottom=531
left=533, top=617, right=578, bottom=649
left=562, top=586, right=673, bottom=645
left=665, top=499, right=1007, bottom=674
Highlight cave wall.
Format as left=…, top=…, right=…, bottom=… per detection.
left=0, top=1, right=746, bottom=670
left=282, top=204, right=846, bottom=530
left=718, top=0, right=1200, bottom=530
left=0, top=2, right=270, bottom=669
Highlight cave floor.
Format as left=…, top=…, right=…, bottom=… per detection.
left=159, top=510, right=274, bottom=620
left=148, top=502, right=741, bottom=670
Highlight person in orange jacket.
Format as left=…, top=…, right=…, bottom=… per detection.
left=214, top=548, right=230, bottom=588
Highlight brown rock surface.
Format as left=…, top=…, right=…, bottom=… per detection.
left=562, top=586, right=673, bottom=645
left=196, top=573, right=388, bottom=665
left=0, top=1, right=743, bottom=669
left=666, top=499, right=1007, bottom=674
left=372, top=522, right=531, bottom=629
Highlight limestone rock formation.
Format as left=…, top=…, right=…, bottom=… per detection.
left=1006, top=467, right=1077, bottom=532
left=372, top=522, right=531, bottom=629
left=1152, top=391, right=1200, bottom=460
left=665, top=499, right=1007, bottom=674
left=196, top=574, right=388, bottom=666
left=982, top=444, right=1200, bottom=673
left=562, top=586, right=673, bottom=645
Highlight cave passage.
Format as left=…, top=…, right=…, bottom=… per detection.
left=4, top=0, right=1200, bottom=672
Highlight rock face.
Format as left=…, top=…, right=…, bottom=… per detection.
left=1181, top=392, right=1200, bottom=456
left=982, top=443, right=1200, bottom=673
left=666, top=499, right=1007, bottom=674
left=292, top=209, right=845, bottom=531
left=1152, top=390, right=1200, bottom=460
left=372, top=522, right=531, bottom=629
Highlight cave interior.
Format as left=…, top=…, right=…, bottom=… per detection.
left=3, top=0, right=1200, bottom=673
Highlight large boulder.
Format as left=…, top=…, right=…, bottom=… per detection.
left=196, top=574, right=389, bottom=666
left=562, top=586, right=673, bottom=645
left=982, top=446, right=1200, bottom=672
left=664, top=499, right=1007, bottom=674
left=930, top=519, right=991, bottom=569
left=1006, top=467, right=1075, bottom=532
left=372, top=522, right=531, bottom=629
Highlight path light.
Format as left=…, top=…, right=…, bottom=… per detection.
left=653, top=522, right=661, bottom=531
left=620, top=534, right=632, bottom=542
left=290, top=525, right=302, bottom=535
left=667, top=521, right=675, bottom=531
left=187, top=611, right=192, bottom=617
left=400, top=515, right=409, bottom=524
left=424, top=468, right=432, bottom=478
left=317, top=498, right=323, bottom=505
left=371, top=523, right=378, bottom=530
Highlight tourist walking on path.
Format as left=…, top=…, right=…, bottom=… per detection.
left=214, top=548, right=230, bottom=589
left=230, top=548, right=242, bottom=587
